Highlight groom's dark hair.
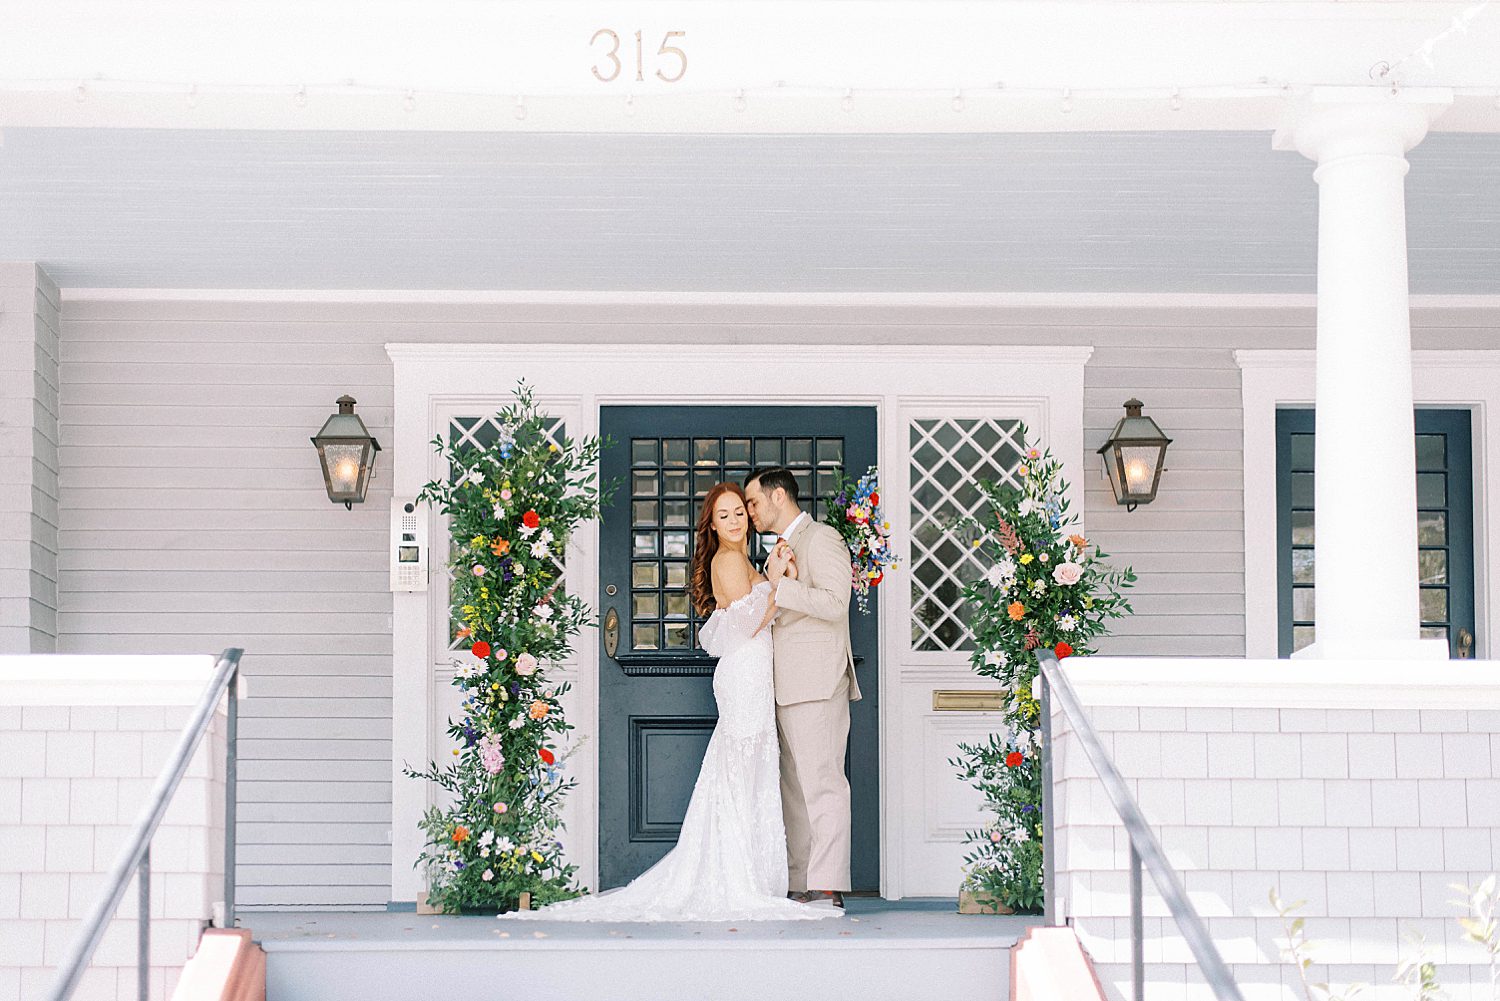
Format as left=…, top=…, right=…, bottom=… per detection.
left=745, top=466, right=799, bottom=504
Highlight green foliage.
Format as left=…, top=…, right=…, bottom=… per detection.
left=951, top=430, right=1135, bottom=914
left=403, top=382, right=611, bottom=913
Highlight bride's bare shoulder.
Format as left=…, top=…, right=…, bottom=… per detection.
left=711, top=550, right=752, bottom=584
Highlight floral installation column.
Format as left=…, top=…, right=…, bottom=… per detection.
left=405, top=383, right=609, bottom=913
left=950, top=432, right=1135, bottom=914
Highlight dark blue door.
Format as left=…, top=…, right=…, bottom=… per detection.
left=1276, top=408, right=1476, bottom=658
left=598, top=406, right=881, bottom=891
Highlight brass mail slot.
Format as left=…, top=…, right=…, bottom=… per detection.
left=931, top=689, right=1005, bottom=712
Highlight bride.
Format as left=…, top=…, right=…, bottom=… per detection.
left=502, top=482, right=840, bottom=922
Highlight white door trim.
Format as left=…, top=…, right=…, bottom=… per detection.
left=1235, top=349, right=1498, bottom=660
left=386, top=341, right=1092, bottom=903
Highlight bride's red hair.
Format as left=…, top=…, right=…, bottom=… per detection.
left=690, top=482, right=749, bottom=616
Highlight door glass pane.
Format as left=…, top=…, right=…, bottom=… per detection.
left=1291, top=549, right=1314, bottom=584
left=662, top=531, right=690, bottom=558
left=1291, top=511, right=1315, bottom=546
left=631, top=439, right=657, bottom=467
left=786, top=438, right=813, bottom=466
left=1418, top=550, right=1448, bottom=586
left=817, top=438, right=844, bottom=467
left=662, top=470, right=690, bottom=497
left=632, top=624, right=659, bottom=650
left=1417, top=473, right=1446, bottom=508
left=1418, top=511, right=1447, bottom=546
left=1292, top=586, right=1315, bottom=621
left=632, top=500, right=658, bottom=526
left=1290, top=433, right=1314, bottom=471
left=694, top=471, right=718, bottom=498
left=632, top=562, right=659, bottom=588
left=632, top=532, right=657, bottom=557
left=1292, top=625, right=1316, bottom=652
left=1420, top=587, right=1448, bottom=623
left=662, top=500, right=691, bottom=527
left=662, top=439, right=689, bottom=466
left=1416, top=434, right=1446, bottom=472
left=724, top=438, right=752, bottom=465
left=663, top=623, right=691, bottom=649
left=664, top=562, right=688, bottom=589
left=694, top=439, right=721, bottom=466
left=665, top=593, right=690, bottom=618
left=754, top=438, right=782, bottom=466
left=1291, top=472, right=1314, bottom=509
left=632, top=593, right=660, bottom=619
left=632, top=471, right=658, bottom=496
left=1421, top=625, right=1449, bottom=642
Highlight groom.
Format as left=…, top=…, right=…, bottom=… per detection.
left=744, top=467, right=861, bottom=910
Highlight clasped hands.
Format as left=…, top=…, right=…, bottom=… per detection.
left=765, top=541, right=799, bottom=583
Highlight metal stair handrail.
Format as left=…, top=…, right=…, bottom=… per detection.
left=46, top=647, right=244, bottom=1001
left=1038, top=649, right=1245, bottom=1001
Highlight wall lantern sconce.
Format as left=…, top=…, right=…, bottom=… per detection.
left=1098, top=398, right=1171, bottom=512
left=311, top=395, right=381, bottom=509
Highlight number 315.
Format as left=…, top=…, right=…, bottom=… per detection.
left=591, top=29, right=687, bottom=83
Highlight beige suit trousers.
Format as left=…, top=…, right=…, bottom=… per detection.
left=776, top=675, right=852, bottom=893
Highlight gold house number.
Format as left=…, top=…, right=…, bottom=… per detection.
left=590, top=29, right=687, bottom=83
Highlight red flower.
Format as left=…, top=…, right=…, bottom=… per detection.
left=1005, top=752, right=1024, bottom=768
left=1055, top=642, right=1073, bottom=659
left=522, top=510, right=540, bottom=529
left=869, top=572, right=883, bottom=587
left=471, top=641, right=492, bottom=659
left=870, top=492, right=880, bottom=506
left=538, top=747, right=556, bottom=766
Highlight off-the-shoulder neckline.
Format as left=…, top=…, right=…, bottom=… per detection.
left=714, top=579, right=771, bottom=614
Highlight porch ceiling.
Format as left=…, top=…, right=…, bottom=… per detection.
left=3, top=127, right=1499, bottom=293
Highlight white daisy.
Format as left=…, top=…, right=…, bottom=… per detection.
left=530, top=540, right=550, bottom=559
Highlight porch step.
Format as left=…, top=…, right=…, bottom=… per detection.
left=254, top=900, right=1035, bottom=1001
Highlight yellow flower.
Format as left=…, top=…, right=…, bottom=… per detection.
left=470, top=535, right=486, bottom=548
left=1020, top=554, right=1034, bottom=565
left=530, top=851, right=545, bottom=863
left=548, top=443, right=559, bottom=453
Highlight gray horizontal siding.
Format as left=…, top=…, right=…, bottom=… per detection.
left=53, top=294, right=1495, bottom=908
left=57, top=304, right=394, bottom=910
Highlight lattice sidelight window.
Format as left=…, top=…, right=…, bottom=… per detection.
left=627, top=435, right=844, bottom=653
left=442, top=413, right=567, bottom=652
left=909, top=418, right=1025, bottom=651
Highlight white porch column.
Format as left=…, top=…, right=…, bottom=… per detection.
left=1274, top=90, right=1450, bottom=660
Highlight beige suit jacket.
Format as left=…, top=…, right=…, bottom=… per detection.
left=770, top=515, right=862, bottom=707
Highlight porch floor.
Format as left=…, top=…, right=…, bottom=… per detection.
left=251, top=898, right=1036, bottom=1000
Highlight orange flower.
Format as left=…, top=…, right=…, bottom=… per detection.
left=1007, top=601, right=1026, bottom=621
left=455, top=626, right=472, bottom=640
left=451, top=825, right=470, bottom=844
left=491, top=538, right=511, bottom=556
left=1069, top=534, right=1088, bottom=551
left=529, top=700, right=550, bottom=721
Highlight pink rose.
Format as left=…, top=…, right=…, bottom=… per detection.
left=1052, top=562, right=1084, bottom=586
left=515, top=653, right=538, bottom=677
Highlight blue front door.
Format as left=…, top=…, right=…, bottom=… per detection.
left=597, top=406, right=881, bottom=891
left=1276, top=408, right=1477, bottom=658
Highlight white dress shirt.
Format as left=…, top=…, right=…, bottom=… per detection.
left=778, top=511, right=809, bottom=543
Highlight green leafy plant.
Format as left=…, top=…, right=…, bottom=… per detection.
left=950, top=430, right=1135, bottom=913
left=1272, top=889, right=1367, bottom=1001
left=403, top=382, right=611, bottom=912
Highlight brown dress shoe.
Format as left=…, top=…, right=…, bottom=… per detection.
left=791, top=889, right=844, bottom=909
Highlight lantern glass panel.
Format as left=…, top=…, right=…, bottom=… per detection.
left=1120, top=445, right=1161, bottom=497
left=322, top=443, right=366, bottom=497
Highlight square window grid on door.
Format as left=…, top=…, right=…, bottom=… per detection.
left=628, top=435, right=845, bottom=653
left=1284, top=428, right=1457, bottom=654
left=442, top=413, right=567, bottom=652
left=909, top=418, right=1025, bottom=652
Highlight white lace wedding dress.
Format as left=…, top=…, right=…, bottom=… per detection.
left=503, top=581, right=838, bottom=922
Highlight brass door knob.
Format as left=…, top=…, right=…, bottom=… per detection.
left=1457, top=627, right=1475, bottom=659
left=603, top=607, right=620, bottom=658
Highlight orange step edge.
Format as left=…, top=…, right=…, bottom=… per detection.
left=171, top=928, right=266, bottom=1001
